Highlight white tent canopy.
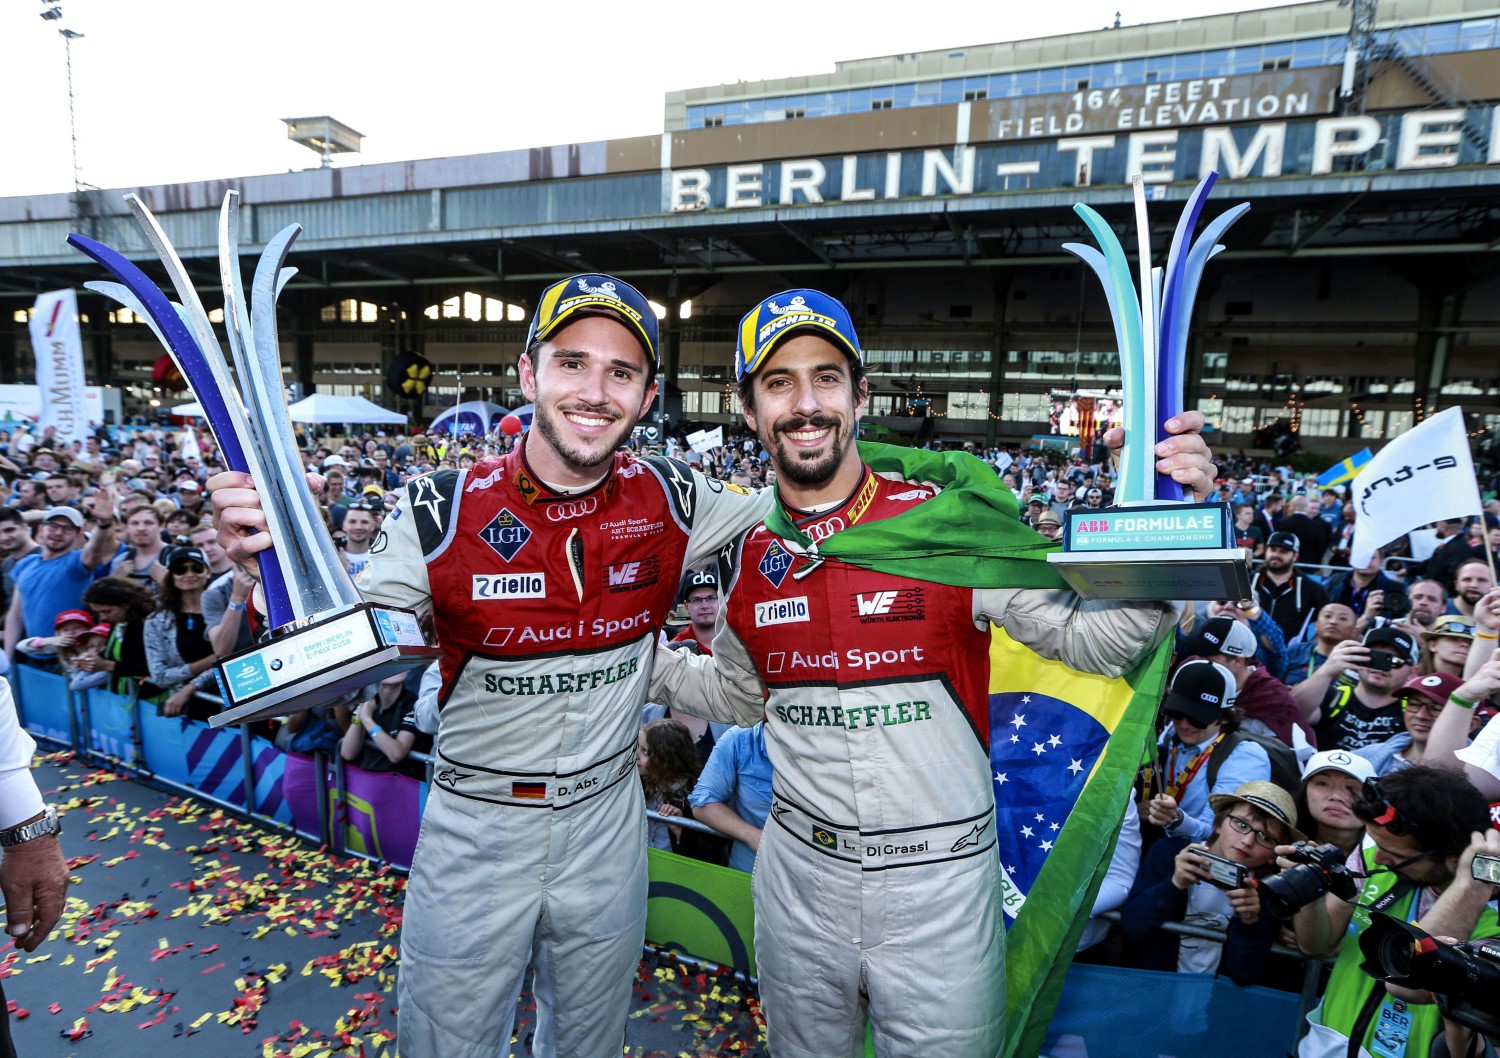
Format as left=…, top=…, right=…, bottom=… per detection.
left=285, top=394, right=406, bottom=425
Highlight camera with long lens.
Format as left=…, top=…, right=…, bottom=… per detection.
left=1359, top=913, right=1500, bottom=1038
left=1260, top=841, right=1360, bottom=919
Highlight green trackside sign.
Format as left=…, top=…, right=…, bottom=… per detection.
left=1063, top=503, right=1233, bottom=552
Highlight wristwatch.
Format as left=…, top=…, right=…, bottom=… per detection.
left=0, top=804, right=61, bottom=847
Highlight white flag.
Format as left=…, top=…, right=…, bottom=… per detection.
left=1349, top=406, right=1480, bottom=568
left=28, top=289, right=90, bottom=445
left=686, top=426, right=723, bottom=454
left=179, top=426, right=202, bottom=464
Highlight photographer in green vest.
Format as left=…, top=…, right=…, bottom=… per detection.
left=1284, top=766, right=1500, bottom=1058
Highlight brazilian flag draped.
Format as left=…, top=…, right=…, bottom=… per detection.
left=771, top=442, right=1173, bottom=1058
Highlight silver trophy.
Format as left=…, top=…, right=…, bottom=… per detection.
left=69, top=192, right=440, bottom=726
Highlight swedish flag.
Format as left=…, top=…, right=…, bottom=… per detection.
left=1316, top=448, right=1372, bottom=488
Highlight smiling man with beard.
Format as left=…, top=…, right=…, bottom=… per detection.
left=212, top=274, right=771, bottom=1058
left=651, top=288, right=1219, bottom=1058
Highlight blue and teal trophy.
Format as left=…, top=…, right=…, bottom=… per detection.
left=68, top=192, right=440, bottom=726
left=1046, top=171, right=1254, bottom=600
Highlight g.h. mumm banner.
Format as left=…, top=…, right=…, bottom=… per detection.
left=1349, top=406, right=1482, bottom=568
left=27, top=289, right=90, bottom=444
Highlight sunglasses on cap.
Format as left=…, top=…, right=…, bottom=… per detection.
left=1432, top=621, right=1476, bottom=636
left=171, top=561, right=208, bottom=574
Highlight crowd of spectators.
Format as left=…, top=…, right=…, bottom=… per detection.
left=3, top=415, right=1499, bottom=1056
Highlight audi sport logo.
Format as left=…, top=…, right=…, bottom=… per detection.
left=543, top=496, right=599, bottom=522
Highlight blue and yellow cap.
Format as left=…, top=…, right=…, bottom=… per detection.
left=526, top=274, right=659, bottom=372
left=735, top=289, right=862, bottom=381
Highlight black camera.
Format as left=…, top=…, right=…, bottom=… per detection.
left=1359, top=913, right=1500, bottom=1038
left=1260, top=841, right=1361, bottom=919
left=1375, top=590, right=1411, bottom=620
left=1364, top=650, right=1403, bottom=672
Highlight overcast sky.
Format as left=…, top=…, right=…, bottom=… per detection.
left=2, top=0, right=1314, bottom=200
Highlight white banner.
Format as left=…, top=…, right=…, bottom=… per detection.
left=28, top=289, right=90, bottom=445
left=686, top=425, right=724, bottom=454
left=1349, top=406, right=1481, bottom=568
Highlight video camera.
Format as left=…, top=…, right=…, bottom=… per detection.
left=1260, top=841, right=1361, bottom=919
left=1359, top=914, right=1500, bottom=1038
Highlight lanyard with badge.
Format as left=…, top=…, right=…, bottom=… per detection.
left=1364, top=882, right=1423, bottom=1058
left=1164, top=732, right=1226, bottom=801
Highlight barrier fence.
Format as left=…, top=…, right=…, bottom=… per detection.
left=10, top=665, right=1321, bottom=1057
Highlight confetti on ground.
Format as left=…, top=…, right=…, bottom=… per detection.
left=10, top=752, right=767, bottom=1057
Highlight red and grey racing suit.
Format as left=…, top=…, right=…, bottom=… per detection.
left=652, top=466, right=1173, bottom=1058
left=357, top=444, right=768, bottom=1058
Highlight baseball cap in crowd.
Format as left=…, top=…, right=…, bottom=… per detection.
left=681, top=568, right=719, bottom=600
left=1363, top=625, right=1419, bottom=666
left=82, top=623, right=111, bottom=640
left=1301, top=748, right=1376, bottom=785
left=1266, top=531, right=1300, bottom=552
left=1208, top=781, right=1308, bottom=843
left=1162, top=659, right=1239, bottom=727
left=1034, top=511, right=1062, bottom=527
left=1185, top=615, right=1257, bottom=660
left=735, top=289, right=862, bottom=381
left=1026, top=496, right=1047, bottom=509
left=361, top=485, right=384, bottom=497
left=177, top=480, right=202, bottom=493
left=526, top=274, right=659, bottom=371
left=43, top=506, right=84, bottom=529
left=161, top=545, right=208, bottom=571
left=1393, top=671, right=1464, bottom=709
left=54, top=609, right=93, bottom=631
left=1419, top=615, right=1476, bottom=642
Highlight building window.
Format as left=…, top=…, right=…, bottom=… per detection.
left=872, top=98, right=893, bottom=110
left=785, top=107, right=805, bottom=120
left=704, top=115, right=723, bottom=128
left=1262, top=57, right=1291, bottom=71
left=963, top=88, right=988, bottom=102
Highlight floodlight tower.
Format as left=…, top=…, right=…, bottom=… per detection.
left=38, top=1, right=86, bottom=195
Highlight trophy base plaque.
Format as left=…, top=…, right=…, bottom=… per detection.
left=209, top=602, right=443, bottom=727
left=1046, top=501, right=1252, bottom=601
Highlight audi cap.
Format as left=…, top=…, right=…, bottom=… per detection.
left=1363, top=625, right=1419, bottom=667
left=1185, top=616, right=1257, bottom=660
left=1162, top=659, right=1239, bottom=728
left=1393, top=671, right=1464, bottom=709
left=1301, top=748, right=1376, bottom=784
left=526, top=274, right=659, bottom=372
left=1266, top=531, right=1300, bottom=552
left=735, top=288, right=862, bottom=381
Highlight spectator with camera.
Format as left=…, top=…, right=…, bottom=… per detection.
left=1297, top=626, right=1421, bottom=751
left=1121, top=781, right=1298, bottom=984
left=1286, top=602, right=1359, bottom=690
left=1253, top=532, right=1329, bottom=643
left=1146, top=661, right=1274, bottom=843
left=1326, top=546, right=1408, bottom=625
left=1286, top=767, right=1500, bottom=1058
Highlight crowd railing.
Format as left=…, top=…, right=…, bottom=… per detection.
left=10, top=666, right=1325, bottom=1054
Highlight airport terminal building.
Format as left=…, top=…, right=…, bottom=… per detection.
left=2, top=0, right=1498, bottom=457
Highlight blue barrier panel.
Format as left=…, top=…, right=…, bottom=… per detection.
left=1041, top=964, right=1300, bottom=1058
left=81, top=686, right=140, bottom=767
left=13, top=666, right=72, bottom=744
left=138, top=709, right=292, bottom=824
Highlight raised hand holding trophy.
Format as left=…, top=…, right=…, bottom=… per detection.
left=68, top=192, right=440, bottom=726
left=1046, top=171, right=1254, bottom=600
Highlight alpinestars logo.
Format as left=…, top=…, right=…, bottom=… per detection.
left=479, top=508, right=531, bottom=562
left=849, top=588, right=925, bottom=623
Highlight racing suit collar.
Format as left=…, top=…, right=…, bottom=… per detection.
left=779, top=463, right=878, bottom=530
left=510, top=438, right=621, bottom=510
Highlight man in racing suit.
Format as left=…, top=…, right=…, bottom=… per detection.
left=213, top=274, right=770, bottom=1058
left=650, top=289, right=1217, bottom=1058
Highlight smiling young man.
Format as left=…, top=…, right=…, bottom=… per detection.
left=212, top=274, right=770, bottom=1058
left=650, top=288, right=1218, bottom=1058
